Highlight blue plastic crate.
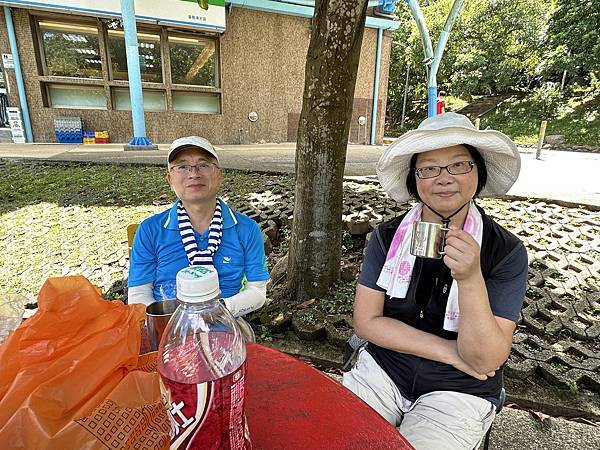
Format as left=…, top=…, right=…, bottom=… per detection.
left=55, top=130, right=83, bottom=144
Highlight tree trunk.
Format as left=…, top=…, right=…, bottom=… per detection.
left=287, top=0, right=369, bottom=301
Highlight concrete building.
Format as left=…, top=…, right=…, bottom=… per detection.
left=0, top=1, right=398, bottom=145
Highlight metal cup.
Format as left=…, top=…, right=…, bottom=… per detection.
left=410, top=221, right=450, bottom=259
left=146, top=300, right=178, bottom=351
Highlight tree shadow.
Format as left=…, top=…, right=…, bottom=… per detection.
left=0, top=160, right=295, bottom=216
left=549, top=94, right=600, bottom=144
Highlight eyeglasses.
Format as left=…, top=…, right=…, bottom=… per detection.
left=415, top=160, right=475, bottom=179
left=170, top=162, right=219, bottom=175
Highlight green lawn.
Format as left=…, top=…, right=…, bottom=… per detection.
left=481, top=93, right=600, bottom=146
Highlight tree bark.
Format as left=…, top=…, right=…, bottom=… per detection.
left=287, top=0, right=369, bottom=301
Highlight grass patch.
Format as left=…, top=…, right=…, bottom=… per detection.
left=482, top=93, right=600, bottom=146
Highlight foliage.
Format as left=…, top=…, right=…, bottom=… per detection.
left=387, top=0, right=555, bottom=128
left=447, top=0, right=553, bottom=96
left=482, top=91, right=600, bottom=145
left=565, top=379, right=579, bottom=395
left=529, top=83, right=565, bottom=120
left=169, top=41, right=216, bottom=86
left=545, top=0, right=600, bottom=81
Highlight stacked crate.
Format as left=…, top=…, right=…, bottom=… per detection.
left=83, top=131, right=95, bottom=145
left=94, top=131, right=109, bottom=144
left=54, top=117, right=83, bottom=144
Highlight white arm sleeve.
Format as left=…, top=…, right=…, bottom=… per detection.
left=127, top=283, right=154, bottom=306
left=223, top=280, right=268, bottom=318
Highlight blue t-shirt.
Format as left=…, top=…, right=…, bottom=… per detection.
left=128, top=199, right=270, bottom=300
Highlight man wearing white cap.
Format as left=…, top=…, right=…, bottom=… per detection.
left=343, top=113, right=528, bottom=449
left=128, top=136, right=270, bottom=318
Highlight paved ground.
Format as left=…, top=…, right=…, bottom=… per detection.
left=1, top=142, right=598, bottom=448
left=0, top=141, right=598, bottom=207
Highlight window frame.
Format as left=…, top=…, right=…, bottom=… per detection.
left=167, top=31, right=220, bottom=89
left=33, top=13, right=223, bottom=114
left=44, top=82, right=108, bottom=110
left=105, top=27, right=166, bottom=84
left=36, top=17, right=104, bottom=81
left=111, top=86, right=168, bottom=112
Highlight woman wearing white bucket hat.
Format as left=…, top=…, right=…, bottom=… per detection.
left=343, top=113, right=528, bottom=449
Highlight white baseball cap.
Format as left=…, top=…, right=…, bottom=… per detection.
left=168, top=136, right=219, bottom=165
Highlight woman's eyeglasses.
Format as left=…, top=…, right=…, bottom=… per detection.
left=415, top=160, right=475, bottom=179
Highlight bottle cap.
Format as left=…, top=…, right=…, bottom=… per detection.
left=176, top=265, right=220, bottom=303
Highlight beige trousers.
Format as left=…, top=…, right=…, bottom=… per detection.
left=343, top=349, right=496, bottom=450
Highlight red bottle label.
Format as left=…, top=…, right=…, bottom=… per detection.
left=160, top=362, right=251, bottom=450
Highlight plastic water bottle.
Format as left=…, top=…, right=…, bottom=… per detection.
left=157, top=266, right=251, bottom=449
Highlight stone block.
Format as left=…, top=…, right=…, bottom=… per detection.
left=292, top=310, right=326, bottom=341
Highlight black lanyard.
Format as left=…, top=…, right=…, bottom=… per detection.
left=421, top=200, right=471, bottom=228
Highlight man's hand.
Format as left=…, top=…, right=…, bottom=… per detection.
left=443, top=226, right=482, bottom=281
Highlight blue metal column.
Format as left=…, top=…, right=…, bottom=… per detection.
left=403, top=0, right=434, bottom=116
left=427, top=0, right=465, bottom=117
left=3, top=7, right=33, bottom=142
left=370, top=27, right=383, bottom=145
left=120, top=0, right=157, bottom=150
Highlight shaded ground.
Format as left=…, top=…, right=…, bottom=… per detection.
left=1, top=160, right=598, bottom=424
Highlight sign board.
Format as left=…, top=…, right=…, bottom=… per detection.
left=6, top=107, right=25, bottom=143
left=2, top=53, right=14, bottom=69
left=0, top=0, right=226, bottom=32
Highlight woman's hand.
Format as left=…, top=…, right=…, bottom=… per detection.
left=443, top=226, right=482, bottom=281
left=442, top=339, right=495, bottom=380
left=452, top=357, right=496, bottom=380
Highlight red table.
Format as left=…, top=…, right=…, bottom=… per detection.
left=245, top=343, right=413, bottom=449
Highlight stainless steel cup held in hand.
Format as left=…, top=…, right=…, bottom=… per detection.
left=410, top=221, right=450, bottom=259
left=146, top=300, right=178, bottom=352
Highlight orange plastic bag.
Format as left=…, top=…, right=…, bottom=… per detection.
left=0, top=276, right=170, bottom=449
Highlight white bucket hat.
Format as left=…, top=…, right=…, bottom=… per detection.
left=377, top=112, right=520, bottom=203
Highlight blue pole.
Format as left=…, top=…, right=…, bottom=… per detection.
left=427, top=0, right=465, bottom=117
left=3, top=7, right=33, bottom=142
left=403, top=1, right=433, bottom=61
left=370, top=27, right=383, bottom=145
left=403, top=0, right=435, bottom=116
left=428, top=86, right=437, bottom=117
left=120, top=0, right=156, bottom=149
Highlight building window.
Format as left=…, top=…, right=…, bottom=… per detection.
left=107, top=30, right=163, bottom=83
left=169, top=35, right=218, bottom=87
left=36, top=17, right=222, bottom=113
left=112, top=88, right=166, bottom=111
left=172, top=91, right=220, bottom=113
left=46, top=84, right=106, bottom=109
left=39, top=21, right=102, bottom=79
